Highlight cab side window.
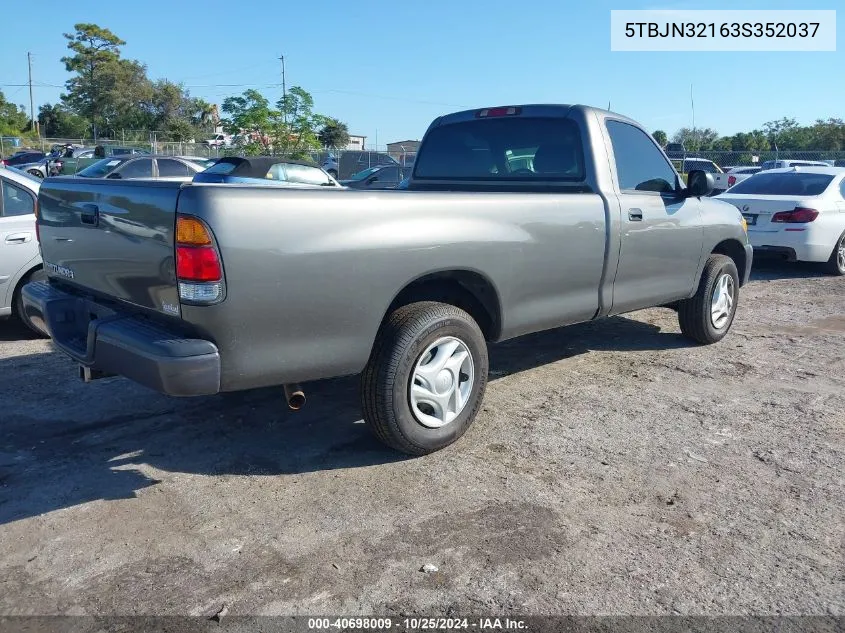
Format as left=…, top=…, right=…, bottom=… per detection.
left=606, top=120, right=678, bottom=194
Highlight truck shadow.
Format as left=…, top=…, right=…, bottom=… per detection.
left=0, top=313, right=689, bottom=525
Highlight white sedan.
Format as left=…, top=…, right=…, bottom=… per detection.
left=0, top=165, right=45, bottom=334
left=717, top=167, right=845, bottom=275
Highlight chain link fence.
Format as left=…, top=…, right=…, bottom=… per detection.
left=671, top=149, right=845, bottom=169
left=1, top=135, right=417, bottom=180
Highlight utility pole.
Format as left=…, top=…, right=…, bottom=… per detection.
left=27, top=52, right=36, bottom=134
left=279, top=55, right=287, bottom=126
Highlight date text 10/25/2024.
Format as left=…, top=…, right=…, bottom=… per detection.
left=308, top=617, right=528, bottom=630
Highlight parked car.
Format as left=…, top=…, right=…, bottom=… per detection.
left=59, top=146, right=151, bottom=175
left=24, top=103, right=751, bottom=456
left=1, top=151, right=46, bottom=168
left=760, top=159, right=831, bottom=171
left=0, top=165, right=44, bottom=335
left=76, top=155, right=208, bottom=181
left=176, top=156, right=217, bottom=169
left=203, top=133, right=232, bottom=148
left=193, top=156, right=341, bottom=187
left=717, top=167, right=845, bottom=275
left=11, top=156, right=55, bottom=179
left=340, top=164, right=412, bottom=189
left=673, top=158, right=732, bottom=194
left=724, top=165, right=763, bottom=190
left=321, top=151, right=398, bottom=180
left=51, top=146, right=96, bottom=175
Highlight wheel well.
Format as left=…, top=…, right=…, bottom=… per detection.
left=711, top=239, right=747, bottom=284
left=10, top=264, right=42, bottom=307
left=386, top=271, right=502, bottom=341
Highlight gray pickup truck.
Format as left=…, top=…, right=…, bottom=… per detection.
left=23, top=104, right=752, bottom=455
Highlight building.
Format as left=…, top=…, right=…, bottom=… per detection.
left=387, top=140, right=420, bottom=155
left=346, top=135, right=366, bottom=151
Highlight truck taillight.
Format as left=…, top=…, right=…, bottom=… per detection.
left=771, top=207, right=819, bottom=223
left=175, top=215, right=223, bottom=303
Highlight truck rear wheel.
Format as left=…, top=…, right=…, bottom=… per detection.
left=677, top=254, right=738, bottom=344
left=361, top=302, right=488, bottom=455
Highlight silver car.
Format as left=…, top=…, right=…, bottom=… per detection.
left=0, top=166, right=44, bottom=335
left=76, top=155, right=209, bottom=181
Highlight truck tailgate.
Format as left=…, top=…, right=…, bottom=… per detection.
left=38, top=178, right=183, bottom=316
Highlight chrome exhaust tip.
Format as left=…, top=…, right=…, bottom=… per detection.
left=283, top=383, right=306, bottom=410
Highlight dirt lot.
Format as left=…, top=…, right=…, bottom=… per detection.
left=0, top=260, right=842, bottom=617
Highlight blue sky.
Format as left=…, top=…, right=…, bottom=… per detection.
left=1, top=0, right=841, bottom=146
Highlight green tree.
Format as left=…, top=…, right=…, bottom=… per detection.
left=221, top=89, right=276, bottom=154
left=672, top=127, right=720, bottom=152
left=651, top=130, right=668, bottom=147
left=38, top=103, right=89, bottom=138
left=318, top=119, right=351, bottom=149
left=809, top=118, right=845, bottom=151
left=0, top=90, right=29, bottom=136
left=274, top=86, right=325, bottom=158
left=60, top=23, right=126, bottom=137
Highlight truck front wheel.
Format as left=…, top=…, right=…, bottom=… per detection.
left=361, top=302, right=488, bottom=455
left=677, top=254, right=739, bottom=344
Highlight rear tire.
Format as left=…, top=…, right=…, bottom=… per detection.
left=823, top=231, right=845, bottom=276
left=361, top=302, right=488, bottom=456
left=13, top=268, right=49, bottom=337
left=678, top=254, right=739, bottom=344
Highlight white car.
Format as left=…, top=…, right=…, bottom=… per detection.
left=0, top=165, right=45, bottom=334
left=760, top=159, right=831, bottom=171
left=202, top=133, right=232, bottom=148
left=724, top=165, right=762, bottom=190
left=717, top=167, right=845, bottom=275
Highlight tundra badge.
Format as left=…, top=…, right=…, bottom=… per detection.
left=44, top=261, right=75, bottom=279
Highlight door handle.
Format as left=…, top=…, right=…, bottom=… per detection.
left=628, top=208, right=643, bottom=221
left=80, top=203, right=99, bottom=226
left=5, top=232, right=32, bottom=244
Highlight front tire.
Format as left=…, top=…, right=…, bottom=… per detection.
left=823, top=231, right=845, bottom=276
left=27, top=169, right=44, bottom=179
left=361, top=302, right=488, bottom=456
left=678, top=254, right=739, bottom=344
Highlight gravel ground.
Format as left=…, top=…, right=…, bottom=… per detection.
left=0, top=259, right=842, bottom=617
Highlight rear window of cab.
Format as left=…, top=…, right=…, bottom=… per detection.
left=414, top=117, right=585, bottom=181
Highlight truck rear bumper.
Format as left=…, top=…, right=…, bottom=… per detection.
left=21, top=281, right=220, bottom=397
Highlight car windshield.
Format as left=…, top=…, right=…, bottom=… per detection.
left=77, top=158, right=126, bottom=178
left=350, top=167, right=382, bottom=181
left=414, top=116, right=585, bottom=181
left=727, top=172, right=835, bottom=196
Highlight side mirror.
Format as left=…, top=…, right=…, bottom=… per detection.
left=685, top=170, right=714, bottom=197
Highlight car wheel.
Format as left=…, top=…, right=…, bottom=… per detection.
left=823, top=231, right=845, bottom=276
left=27, top=169, right=44, bottom=179
left=361, top=301, right=488, bottom=455
left=677, top=254, right=739, bottom=344
left=13, top=268, right=49, bottom=337
left=327, top=170, right=338, bottom=179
